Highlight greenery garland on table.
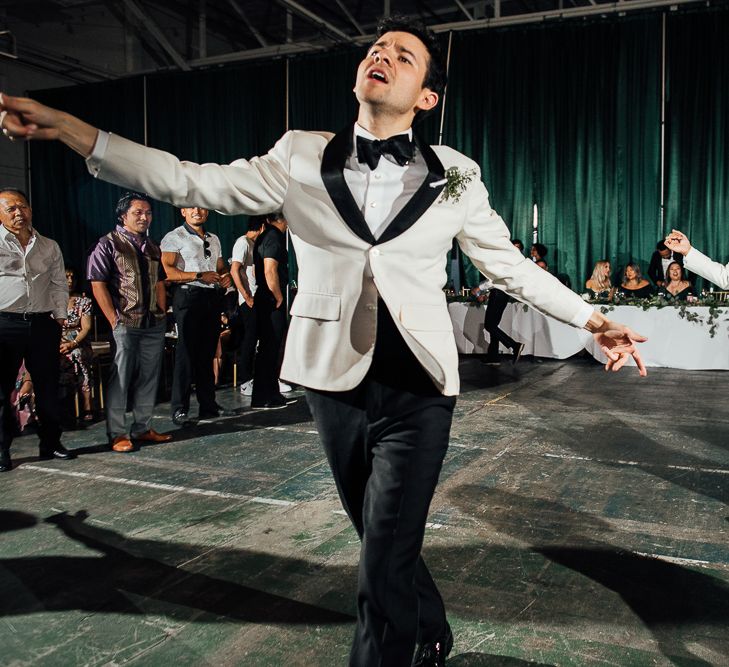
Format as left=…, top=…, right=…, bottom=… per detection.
left=446, top=294, right=728, bottom=338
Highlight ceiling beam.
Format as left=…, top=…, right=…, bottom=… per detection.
left=332, top=0, right=366, bottom=35
left=273, top=0, right=351, bottom=42
left=227, top=0, right=269, bottom=47
left=120, top=0, right=191, bottom=70
left=454, top=0, right=475, bottom=20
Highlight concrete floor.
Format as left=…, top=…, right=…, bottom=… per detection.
left=2, top=355, right=728, bottom=666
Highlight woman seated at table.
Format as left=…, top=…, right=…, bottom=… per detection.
left=663, top=261, right=692, bottom=301
left=620, top=262, right=654, bottom=298
left=585, top=260, right=615, bottom=300
left=59, top=267, right=95, bottom=422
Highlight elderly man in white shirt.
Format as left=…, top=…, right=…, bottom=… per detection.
left=0, top=187, right=75, bottom=472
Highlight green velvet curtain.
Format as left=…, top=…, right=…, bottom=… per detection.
left=30, top=77, right=145, bottom=274
left=145, top=61, right=286, bottom=258
left=665, top=8, right=729, bottom=278
left=443, top=17, right=662, bottom=289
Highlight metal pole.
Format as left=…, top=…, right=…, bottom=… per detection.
left=437, top=31, right=454, bottom=146
left=659, top=11, right=667, bottom=235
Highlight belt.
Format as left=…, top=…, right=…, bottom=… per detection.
left=0, top=311, right=52, bottom=321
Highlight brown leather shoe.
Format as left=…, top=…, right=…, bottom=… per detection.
left=111, top=435, right=134, bottom=452
left=133, top=429, right=172, bottom=443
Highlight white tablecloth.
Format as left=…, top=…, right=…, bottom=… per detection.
left=448, top=302, right=729, bottom=370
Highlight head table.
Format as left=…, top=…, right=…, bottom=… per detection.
left=448, top=300, right=729, bottom=370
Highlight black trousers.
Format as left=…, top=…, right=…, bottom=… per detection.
left=305, top=303, right=456, bottom=667
left=484, top=288, right=517, bottom=356
left=232, top=301, right=257, bottom=384
left=0, top=313, right=62, bottom=452
left=251, top=298, right=287, bottom=403
left=171, top=286, right=222, bottom=415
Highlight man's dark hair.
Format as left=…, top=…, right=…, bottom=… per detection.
left=264, top=211, right=285, bottom=226
left=247, top=215, right=267, bottom=232
left=115, top=191, right=152, bottom=222
left=374, top=15, right=448, bottom=99
left=532, top=242, right=548, bottom=259
left=656, top=240, right=667, bottom=251
left=511, top=238, right=524, bottom=251
left=0, top=186, right=29, bottom=202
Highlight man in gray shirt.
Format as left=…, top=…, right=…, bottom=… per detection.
left=0, top=187, right=75, bottom=472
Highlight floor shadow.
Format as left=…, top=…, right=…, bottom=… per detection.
left=0, top=510, right=353, bottom=626
left=449, top=654, right=554, bottom=666
left=446, top=485, right=729, bottom=666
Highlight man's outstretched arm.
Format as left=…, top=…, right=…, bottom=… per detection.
left=666, top=229, right=729, bottom=291
left=0, top=93, right=98, bottom=156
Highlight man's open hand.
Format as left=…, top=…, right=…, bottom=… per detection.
left=594, top=321, right=648, bottom=376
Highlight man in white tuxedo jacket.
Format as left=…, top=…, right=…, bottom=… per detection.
left=0, top=16, right=647, bottom=667
left=666, top=229, right=729, bottom=290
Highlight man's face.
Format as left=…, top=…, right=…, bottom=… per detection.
left=659, top=248, right=671, bottom=259
left=0, top=191, right=32, bottom=236
left=354, top=31, right=437, bottom=119
left=181, top=207, right=209, bottom=227
left=66, top=270, right=75, bottom=290
left=121, top=199, right=153, bottom=235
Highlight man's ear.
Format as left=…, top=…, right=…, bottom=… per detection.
left=416, top=88, right=439, bottom=114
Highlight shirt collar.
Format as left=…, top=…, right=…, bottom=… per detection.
left=183, top=222, right=209, bottom=238
left=353, top=123, right=413, bottom=144
left=1, top=224, right=36, bottom=244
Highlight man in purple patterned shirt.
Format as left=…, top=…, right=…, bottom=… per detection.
left=87, top=192, right=172, bottom=453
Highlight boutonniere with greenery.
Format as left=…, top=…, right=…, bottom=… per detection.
left=431, top=167, right=477, bottom=203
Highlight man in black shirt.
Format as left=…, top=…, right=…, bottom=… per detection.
left=251, top=212, right=290, bottom=409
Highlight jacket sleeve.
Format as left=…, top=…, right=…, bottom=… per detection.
left=684, top=248, right=729, bottom=290
left=456, top=171, right=593, bottom=328
left=86, top=132, right=293, bottom=216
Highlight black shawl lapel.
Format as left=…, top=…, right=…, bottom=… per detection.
left=320, top=124, right=377, bottom=245
left=376, top=133, right=447, bottom=245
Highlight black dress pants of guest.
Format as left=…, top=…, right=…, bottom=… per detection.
left=233, top=302, right=257, bottom=384
left=171, top=286, right=222, bottom=416
left=250, top=299, right=286, bottom=405
left=0, top=313, right=62, bottom=454
left=305, top=304, right=456, bottom=667
left=484, top=288, right=518, bottom=357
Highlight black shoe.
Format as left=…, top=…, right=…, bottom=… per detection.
left=512, top=342, right=525, bottom=365
left=250, top=394, right=292, bottom=410
left=38, top=444, right=76, bottom=461
left=172, top=410, right=191, bottom=426
left=412, top=623, right=453, bottom=667
left=0, top=450, right=11, bottom=472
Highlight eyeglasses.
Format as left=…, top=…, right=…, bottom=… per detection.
left=203, top=239, right=211, bottom=259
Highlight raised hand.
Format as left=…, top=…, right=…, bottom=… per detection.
left=0, top=92, right=98, bottom=155
left=664, top=229, right=692, bottom=257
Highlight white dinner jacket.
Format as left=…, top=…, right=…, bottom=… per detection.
left=87, top=126, right=592, bottom=395
left=684, top=248, right=729, bottom=290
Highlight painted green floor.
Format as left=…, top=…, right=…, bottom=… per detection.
left=2, top=355, right=728, bottom=666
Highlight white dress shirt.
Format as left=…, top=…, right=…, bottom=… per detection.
left=0, top=226, right=68, bottom=319
left=345, top=125, right=427, bottom=239
left=160, top=225, right=222, bottom=288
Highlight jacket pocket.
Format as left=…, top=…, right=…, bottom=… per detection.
left=399, top=304, right=453, bottom=331
left=290, top=291, right=341, bottom=321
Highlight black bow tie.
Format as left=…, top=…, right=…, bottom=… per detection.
left=356, top=134, right=414, bottom=170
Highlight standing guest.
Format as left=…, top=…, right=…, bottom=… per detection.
left=0, top=187, right=74, bottom=472
left=0, top=20, right=647, bottom=664
left=620, top=262, right=654, bottom=298
left=87, top=192, right=172, bottom=452
left=663, top=261, right=692, bottom=301
left=472, top=239, right=525, bottom=365
left=665, top=229, right=729, bottom=290
left=59, top=266, right=95, bottom=422
left=585, top=260, right=615, bottom=300
left=230, top=215, right=263, bottom=396
left=648, top=240, right=684, bottom=287
left=160, top=206, right=233, bottom=424
left=251, top=212, right=292, bottom=409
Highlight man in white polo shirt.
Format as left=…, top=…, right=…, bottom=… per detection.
left=160, top=207, right=232, bottom=424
